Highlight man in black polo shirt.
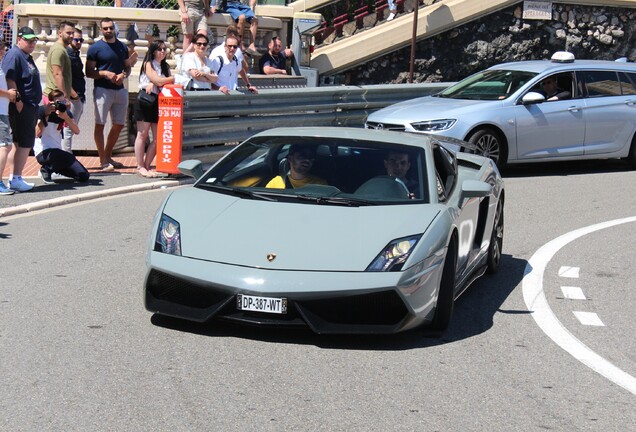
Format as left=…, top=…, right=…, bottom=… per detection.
left=2, top=26, right=41, bottom=192
left=259, top=36, right=294, bottom=75
left=62, top=27, right=86, bottom=153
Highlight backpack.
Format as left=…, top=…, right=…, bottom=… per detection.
left=216, top=55, right=239, bottom=74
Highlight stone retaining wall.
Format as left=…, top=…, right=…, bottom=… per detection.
left=343, top=2, right=636, bottom=85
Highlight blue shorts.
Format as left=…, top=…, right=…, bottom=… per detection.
left=224, top=2, right=256, bottom=23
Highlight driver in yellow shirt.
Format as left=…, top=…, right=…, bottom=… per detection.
left=266, top=144, right=327, bottom=189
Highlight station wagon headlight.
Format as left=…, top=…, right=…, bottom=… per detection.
left=411, top=119, right=456, bottom=132
left=367, top=235, right=421, bottom=272
left=155, top=214, right=181, bottom=256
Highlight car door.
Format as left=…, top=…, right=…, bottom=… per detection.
left=578, top=70, right=636, bottom=155
left=512, top=72, right=585, bottom=160
left=433, top=145, right=479, bottom=291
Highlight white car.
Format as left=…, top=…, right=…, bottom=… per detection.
left=144, top=127, right=504, bottom=335
left=366, top=52, right=636, bottom=169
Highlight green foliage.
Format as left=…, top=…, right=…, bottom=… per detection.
left=154, top=0, right=178, bottom=9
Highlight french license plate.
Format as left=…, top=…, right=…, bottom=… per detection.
left=237, top=294, right=287, bottom=314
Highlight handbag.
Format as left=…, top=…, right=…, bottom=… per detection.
left=138, top=89, right=157, bottom=107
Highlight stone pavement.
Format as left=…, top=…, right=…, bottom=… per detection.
left=0, top=153, right=193, bottom=217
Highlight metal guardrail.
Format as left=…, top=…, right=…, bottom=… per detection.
left=179, top=82, right=451, bottom=161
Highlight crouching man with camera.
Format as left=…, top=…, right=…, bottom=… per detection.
left=34, top=89, right=90, bottom=184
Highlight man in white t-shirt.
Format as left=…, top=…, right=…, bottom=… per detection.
left=209, top=25, right=245, bottom=76
left=34, top=89, right=89, bottom=184
left=210, top=35, right=257, bottom=94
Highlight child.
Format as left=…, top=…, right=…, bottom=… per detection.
left=0, top=40, right=19, bottom=195
left=34, top=89, right=90, bottom=184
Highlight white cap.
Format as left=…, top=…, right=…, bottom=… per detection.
left=551, top=51, right=575, bottom=63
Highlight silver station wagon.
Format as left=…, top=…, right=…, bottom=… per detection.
left=366, top=52, right=636, bottom=168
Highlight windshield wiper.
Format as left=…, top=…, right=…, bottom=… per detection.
left=198, top=184, right=279, bottom=201
left=294, top=194, right=375, bottom=207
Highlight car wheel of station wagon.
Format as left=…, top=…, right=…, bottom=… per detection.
left=628, top=134, right=636, bottom=169
left=486, top=197, right=504, bottom=274
left=467, top=127, right=507, bottom=169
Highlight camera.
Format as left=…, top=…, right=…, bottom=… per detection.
left=54, top=100, right=67, bottom=113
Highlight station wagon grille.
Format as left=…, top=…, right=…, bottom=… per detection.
left=365, top=121, right=406, bottom=132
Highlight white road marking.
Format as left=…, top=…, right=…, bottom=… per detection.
left=561, top=286, right=586, bottom=300
left=573, top=311, right=605, bottom=327
left=558, top=266, right=580, bottom=278
left=522, top=216, right=636, bottom=396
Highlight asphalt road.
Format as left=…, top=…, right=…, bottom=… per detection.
left=1, top=160, right=635, bottom=431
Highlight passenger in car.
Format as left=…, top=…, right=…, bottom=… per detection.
left=540, top=76, right=571, bottom=101
left=266, top=144, right=327, bottom=189
left=384, top=151, right=418, bottom=198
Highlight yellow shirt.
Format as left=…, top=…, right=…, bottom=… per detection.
left=266, top=175, right=327, bottom=189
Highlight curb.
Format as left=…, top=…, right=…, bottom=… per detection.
left=0, top=178, right=193, bottom=218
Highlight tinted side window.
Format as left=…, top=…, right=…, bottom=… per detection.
left=432, top=144, right=457, bottom=200
left=580, top=71, right=621, bottom=97
left=619, top=72, right=636, bottom=95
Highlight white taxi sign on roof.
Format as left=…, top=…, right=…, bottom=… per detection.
left=551, top=51, right=575, bottom=63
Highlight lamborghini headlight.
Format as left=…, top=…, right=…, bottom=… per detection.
left=154, top=214, right=181, bottom=256
left=366, top=235, right=421, bottom=272
left=411, top=119, right=456, bottom=132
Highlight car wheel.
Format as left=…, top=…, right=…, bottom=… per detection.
left=430, top=237, right=457, bottom=331
left=467, top=127, right=507, bottom=169
left=627, top=134, right=636, bottom=169
left=486, top=197, right=504, bottom=274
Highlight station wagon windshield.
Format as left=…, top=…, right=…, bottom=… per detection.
left=437, top=70, right=538, bottom=100
left=198, top=136, right=429, bottom=204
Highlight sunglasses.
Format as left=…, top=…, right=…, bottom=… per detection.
left=294, top=152, right=315, bottom=160
left=102, top=26, right=114, bottom=31
left=226, top=44, right=238, bottom=49
left=73, top=38, right=84, bottom=43
left=157, top=47, right=167, bottom=51
left=195, top=42, right=207, bottom=47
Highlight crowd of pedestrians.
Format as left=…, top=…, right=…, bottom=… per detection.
left=0, top=0, right=278, bottom=195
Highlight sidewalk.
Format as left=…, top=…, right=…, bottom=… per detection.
left=2, top=152, right=139, bottom=178
left=0, top=153, right=192, bottom=217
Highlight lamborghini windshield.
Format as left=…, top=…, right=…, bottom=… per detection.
left=198, top=136, right=429, bottom=204
left=437, top=70, right=537, bottom=100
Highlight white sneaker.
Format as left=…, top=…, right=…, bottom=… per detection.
left=51, top=173, right=74, bottom=181
left=387, top=12, right=396, bottom=21
left=9, top=176, right=34, bottom=192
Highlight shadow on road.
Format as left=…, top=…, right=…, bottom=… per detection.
left=150, top=254, right=529, bottom=351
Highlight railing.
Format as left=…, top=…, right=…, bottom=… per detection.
left=177, top=82, right=451, bottom=161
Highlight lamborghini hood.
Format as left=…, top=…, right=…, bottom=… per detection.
left=160, top=188, right=441, bottom=272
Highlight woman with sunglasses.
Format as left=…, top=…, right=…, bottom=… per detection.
left=180, top=34, right=218, bottom=91
left=133, top=40, right=174, bottom=178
